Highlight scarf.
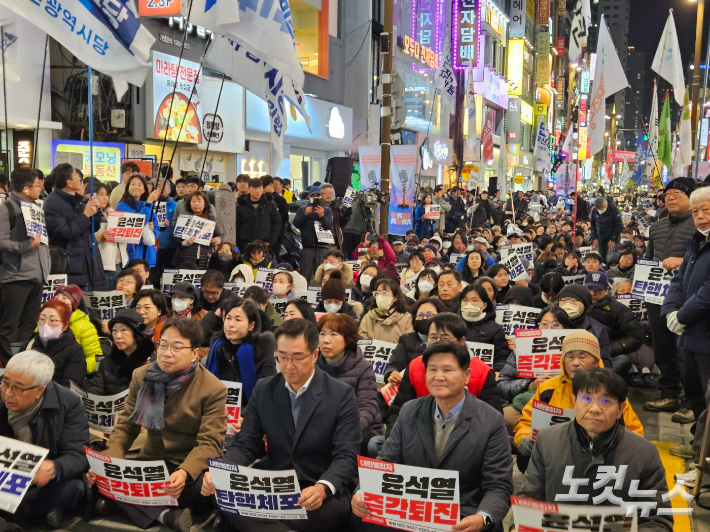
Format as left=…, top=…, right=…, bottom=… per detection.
left=8, top=395, right=44, bottom=444
left=129, top=360, right=198, bottom=431
left=205, top=337, right=258, bottom=401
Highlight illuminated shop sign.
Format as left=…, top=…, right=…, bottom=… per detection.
left=452, top=0, right=480, bottom=70
left=411, top=0, right=445, bottom=71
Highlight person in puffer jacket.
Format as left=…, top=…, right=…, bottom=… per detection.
left=51, top=285, right=100, bottom=374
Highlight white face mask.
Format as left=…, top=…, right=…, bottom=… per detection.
left=443, top=242, right=452, bottom=249
left=597, top=208, right=607, bottom=215
left=619, top=238, right=629, bottom=244
left=39, top=324, right=63, bottom=341
left=430, top=267, right=442, bottom=275
left=324, top=302, right=342, bottom=313
left=360, top=274, right=373, bottom=288
left=541, top=293, right=550, bottom=304
left=272, top=282, right=290, bottom=297
left=418, top=280, right=434, bottom=293
left=467, top=245, right=475, bottom=251
left=560, top=301, right=582, bottom=319
left=172, top=298, right=190, bottom=313
left=376, top=295, right=394, bottom=311
left=323, top=263, right=337, bottom=272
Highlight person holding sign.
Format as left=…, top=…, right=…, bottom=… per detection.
left=89, top=319, right=227, bottom=531
left=293, top=186, right=334, bottom=283
left=116, top=174, right=160, bottom=269
left=518, top=368, right=673, bottom=532
left=94, top=181, right=129, bottom=290
left=413, top=193, right=435, bottom=241
left=514, top=331, right=643, bottom=474
left=171, top=192, right=221, bottom=270
left=0, top=352, right=90, bottom=529
left=351, top=341, right=513, bottom=532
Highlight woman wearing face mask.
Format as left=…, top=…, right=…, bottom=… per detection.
left=401, top=251, right=425, bottom=292
left=171, top=192, right=222, bottom=269
left=458, top=285, right=511, bottom=373
left=359, top=278, right=414, bottom=343
left=270, top=271, right=297, bottom=301
left=229, top=264, right=255, bottom=285
left=169, top=282, right=207, bottom=322
left=386, top=298, right=447, bottom=385
left=314, top=270, right=360, bottom=319
left=413, top=193, right=435, bottom=241
left=407, top=269, right=439, bottom=300
left=461, top=249, right=487, bottom=284
left=23, top=299, right=86, bottom=388
left=51, top=285, right=101, bottom=374
left=132, top=289, right=171, bottom=351
left=532, top=272, right=565, bottom=309
left=204, top=299, right=276, bottom=410
left=351, top=263, right=381, bottom=306
left=486, top=264, right=512, bottom=303
left=208, top=242, right=239, bottom=282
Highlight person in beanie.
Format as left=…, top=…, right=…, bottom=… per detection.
left=169, top=282, right=206, bottom=321
left=514, top=331, right=643, bottom=473
left=53, top=285, right=101, bottom=374
left=315, top=270, right=358, bottom=319
left=87, top=309, right=155, bottom=396
left=643, top=177, right=698, bottom=423
left=557, top=284, right=613, bottom=369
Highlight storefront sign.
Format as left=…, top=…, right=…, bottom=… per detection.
left=510, top=0, right=526, bottom=38
left=453, top=0, right=479, bottom=70
left=507, top=39, right=524, bottom=96
left=13, top=130, right=33, bottom=168
left=581, top=70, right=591, bottom=94
left=537, top=0, right=550, bottom=25
left=402, top=35, right=439, bottom=69
left=535, top=30, right=551, bottom=87
left=521, top=101, right=533, bottom=125
left=578, top=127, right=588, bottom=160
left=485, top=3, right=503, bottom=37
left=474, top=68, right=509, bottom=109
left=610, top=151, right=636, bottom=162
left=126, top=144, right=146, bottom=159
left=578, top=95, right=588, bottom=127
left=137, top=0, right=182, bottom=18
left=52, top=140, right=124, bottom=182
left=557, top=36, right=566, bottom=56
left=202, top=113, right=224, bottom=143
left=410, top=0, right=444, bottom=71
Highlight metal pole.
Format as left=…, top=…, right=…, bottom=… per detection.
left=692, top=1, right=705, bottom=143
left=694, top=19, right=710, bottom=181
left=88, top=67, right=95, bottom=261
left=1, top=26, right=9, bottom=173
left=378, top=0, right=394, bottom=236
left=199, top=73, right=226, bottom=178
left=33, top=35, right=49, bottom=168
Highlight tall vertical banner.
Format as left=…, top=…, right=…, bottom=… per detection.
left=510, top=0, right=526, bottom=39
left=389, top=146, right=418, bottom=236
left=481, top=111, right=494, bottom=162
left=632, top=130, right=647, bottom=185
left=359, top=146, right=383, bottom=190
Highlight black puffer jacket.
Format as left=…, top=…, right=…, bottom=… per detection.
left=590, top=204, right=622, bottom=244
left=317, top=347, right=382, bottom=434
left=587, top=295, right=644, bottom=357
left=87, top=336, right=155, bottom=396
left=471, top=197, right=492, bottom=227
left=293, top=204, right=334, bottom=249
left=646, top=210, right=697, bottom=262
left=235, top=194, right=282, bottom=250
left=24, top=329, right=86, bottom=388
left=462, top=312, right=511, bottom=371
left=385, top=331, right=427, bottom=381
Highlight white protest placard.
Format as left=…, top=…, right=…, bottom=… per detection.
left=495, top=305, right=541, bottom=338
left=0, top=437, right=49, bottom=513
left=314, top=221, right=335, bottom=244
left=530, top=400, right=575, bottom=443
left=107, top=211, right=146, bottom=244
left=341, top=187, right=357, bottom=209
left=270, top=298, right=289, bottom=318
left=254, top=268, right=281, bottom=293
left=70, top=382, right=128, bottom=434
left=395, top=263, right=408, bottom=275
left=501, top=253, right=527, bottom=281
left=424, top=204, right=441, bottom=220
left=208, top=460, right=306, bottom=520
left=85, top=448, right=177, bottom=507
left=615, top=294, right=648, bottom=324
left=466, top=341, right=494, bottom=367
left=500, top=242, right=534, bottom=262
left=512, top=497, right=637, bottom=532
left=514, top=329, right=574, bottom=378
left=221, top=381, right=242, bottom=437
left=173, top=215, right=216, bottom=246
left=578, top=246, right=592, bottom=261
left=161, top=269, right=206, bottom=295
left=20, top=200, right=48, bottom=245
left=562, top=275, right=586, bottom=286
left=225, top=282, right=259, bottom=299
left=358, top=339, right=396, bottom=384
left=155, top=203, right=168, bottom=225
left=82, top=291, right=127, bottom=324
left=448, top=253, right=466, bottom=265
left=622, top=212, right=632, bottom=225
left=639, top=197, right=653, bottom=209
left=358, top=457, right=460, bottom=531
left=631, top=259, right=673, bottom=305
left=42, top=274, right=68, bottom=304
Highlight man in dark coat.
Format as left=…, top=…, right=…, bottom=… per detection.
left=293, top=187, right=334, bottom=283
left=590, top=196, right=622, bottom=264
left=44, top=163, right=107, bottom=290
left=445, top=187, right=466, bottom=233
left=0, top=351, right=89, bottom=528
left=262, top=175, right=289, bottom=254
left=470, top=191, right=492, bottom=228
left=351, top=341, right=513, bottom=532
left=235, top=178, right=282, bottom=257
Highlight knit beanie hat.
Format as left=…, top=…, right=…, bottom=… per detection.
left=321, top=270, right=346, bottom=302
left=55, top=285, right=83, bottom=311
left=558, top=284, right=592, bottom=310
left=664, top=177, right=696, bottom=197
left=108, top=308, right=146, bottom=337
left=562, top=330, right=600, bottom=360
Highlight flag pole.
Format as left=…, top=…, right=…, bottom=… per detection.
left=694, top=19, right=710, bottom=181
left=198, top=73, right=226, bottom=178
left=33, top=35, right=49, bottom=168
left=87, top=66, right=96, bottom=289
left=0, top=26, right=9, bottom=172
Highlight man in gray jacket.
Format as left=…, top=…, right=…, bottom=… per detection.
left=519, top=368, right=673, bottom=532
left=433, top=185, right=451, bottom=232
left=0, top=167, right=51, bottom=364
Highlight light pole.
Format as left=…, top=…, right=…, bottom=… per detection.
left=691, top=0, right=705, bottom=141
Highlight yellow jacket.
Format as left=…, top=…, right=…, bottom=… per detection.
left=513, top=358, right=643, bottom=447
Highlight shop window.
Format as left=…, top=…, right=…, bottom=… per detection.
left=290, top=154, right=327, bottom=194
left=292, top=0, right=329, bottom=78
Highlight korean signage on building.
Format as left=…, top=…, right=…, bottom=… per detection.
left=52, top=140, right=125, bottom=183
left=403, top=35, right=440, bottom=69
left=510, top=0, right=526, bottom=38
left=453, top=0, right=478, bottom=70
left=508, top=39, right=524, bottom=96
left=13, top=130, right=34, bottom=168
left=536, top=29, right=551, bottom=87
left=411, top=0, right=445, bottom=71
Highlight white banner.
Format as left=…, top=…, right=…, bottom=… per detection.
left=449, top=253, right=466, bottom=265
left=314, top=221, right=335, bottom=244
left=82, top=291, right=127, bottom=324
left=358, top=457, right=460, bottom=532
left=42, top=274, right=68, bottom=304
left=359, top=146, right=382, bottom=190
left=500, top=243, right=534, bottom=262
left=20, top=200, right=48, bottom=245
left=255, top=268, right=282, bottom=292
left=107, top=211, right=145, bottom=244
left=578, top=246, right=592, bottom=260
left=500, top=253, right=527, bottom=281
left=85, top=449, right=177, bottom=507
left=224, top=282, right=259, bottom=299
left=435, top=29, right=457, bottom=113
left=209, top=460, right=306, bottom=519
left=530, top=400, right=575, bottom=443
left=222, top=381, right=243, bottom=437
left=70, top=382, right=128, bottom=434
left=495, top=305, right=541, bottom=338
left=466, top=341, right=494, bottom=367
left=342, top=187, right=357, bottom=209
left=514, top=329, right=575, bottom=378
left=512, top=497, right=637, bottom=532
left=562, top=275, right=586, bottom=286
left=357, top=339, right=396, bottom=384
left=155, top=203, right=167, bottom=226
left=0, top=437, right=49, bottom=513
left=510, top=0, right=526, bottom=38
left=173, top=215, right=216, bottom=246
left=631, top=259, right=673, bottom=305
left=615, top=294, right=648, bottom=324
left=161, top=269, right=205, bottom=295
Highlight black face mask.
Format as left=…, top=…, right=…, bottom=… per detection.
left=414, top=318, right=431, bottom=336
left=216, top=252, right=232, bottom=262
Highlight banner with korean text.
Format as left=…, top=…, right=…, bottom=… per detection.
left=515, top=329, right=574, bottom=378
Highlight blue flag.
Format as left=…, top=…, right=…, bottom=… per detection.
left=632, top=129, right=647, bottom=186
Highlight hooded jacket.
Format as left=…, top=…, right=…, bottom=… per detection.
left=513, top=357, right=643, bottom=447
left=460, top=312, right=511, bottom=371
left=87, top=335, right=155, bottom=396
left=229, top=264, right=255, bottom=284
left=503, top=286, right=535, bottom=307
left=312, top=262, right=355, bottom=288
left=359, top=308, right=414, bottom=344
left=587, top=294, right=644, bottom=357
left=69, top=309, right=101, bottom=374
left=316, top=347, right=382, bottom=434
left=25, top=328, right=87, bottom=389
left=590, top=204, right=622, bottom=244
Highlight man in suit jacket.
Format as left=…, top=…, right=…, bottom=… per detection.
left=352, top=341, right=513, bottom=532
left=203, top=318, right=361, bottom=532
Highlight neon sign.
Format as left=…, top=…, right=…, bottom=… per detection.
left=411, top=0, right=445, bottom=71
left=452, top=0, right=481, bottom=70
left=403, top=35, right=440, bottom=69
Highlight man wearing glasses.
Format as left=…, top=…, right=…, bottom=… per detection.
left=202, top=318, right=361, bottom=532
left=0, top=167, right=51, bottom=365
left=518, top=367, right=673, bottom=532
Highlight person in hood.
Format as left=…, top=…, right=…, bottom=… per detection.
left=532, top=272, right=564, bottom=309
left=169, top=282, right=206, bottom=322
left=312, top=250, right=355, bottom=288
left=503, top=285, right=535, bottom=307
left=235, top=178, right=282, bottom=261
left=359, top=278, right=413, bottom=343
left=52, top=285, right=101, bottom=374
left=241, top=241, right=274, bottom=279
left=316, top=313, right=382, bottom=455
left=229, top=263, right=255, bottom=284
left=315, top=270, right=358, bottom=319
left=514, top=331, right=643, bottom=474
left=557, top=284, right=613, bottom=368
left=208, top=242, right=240, bottom=282
left=88, top=309, right=155, bottom=396
left=459, top=284, right=511, bottom=372
left=23, top=299, right=86, bottom=388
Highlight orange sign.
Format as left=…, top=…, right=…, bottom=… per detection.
left=125, top=159, right=154, bottom=178
left=138, top=0, right=182, bottom=18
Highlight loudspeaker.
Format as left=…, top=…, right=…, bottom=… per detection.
left=488, top=177, right=498, bottom=197
left=325, top=157, right=354, bottom=197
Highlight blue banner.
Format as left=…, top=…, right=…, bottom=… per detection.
left=632, top=129, right=647, bottom=186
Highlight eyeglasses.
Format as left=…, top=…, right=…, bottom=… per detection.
left=427, top=334, right=456, bottom=342
left=665, top=191, right=684, bottom=198
left=373, top=291, right=392, bottom=297
left=576, top=394, right=619, bottom=409
left=157, top=342, right=192, bottom=354
left=38, top=316, right=63, bottom=327
left=275, top=353, right=314, bottom=365
left=1, top=379, right=40, bottom=396
left=416, top=313, right=436, bottom=320
left=539, top=322, right=564, bottom=329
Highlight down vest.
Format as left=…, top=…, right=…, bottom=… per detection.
left=316, top=347, right=382, bottom=434
left=646, top=210, right=696, bottom=262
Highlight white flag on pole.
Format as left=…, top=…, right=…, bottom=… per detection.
left=647, top=80, right=659, bottom=162
left=568, top=0, right=591, bottom=64
left=466, top=63, right=477, bottom=151
left=189, top=0, right=240, bottom=37
left=589, top=15, right=629, bottom=155
left=534, top=119, right=552, bottom=172
left=652, top=11, right=686, bottom=106
left=560, top=123, right=575, bottom=158
left=435, top=28, right=457, bottom=113
left=619, top=161, right=630, bottom=186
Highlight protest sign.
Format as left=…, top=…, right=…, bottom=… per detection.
left=631, top=259, right=673, bottom=305
left=615, top=294, right=648, bottom=324
left=156, top=203, right=168, bottom=225
left=512, top=497, right=637, bottom=532
left=85, top=449, right=177, bottom=507
left=173, top=215, right=216, bottom=246
left=358, top=339, right=396, bottom=384
left=82, top=291, right=127, bottom=323
left=208, top=460, right=307, bottom=520
left=222, top=381, right=243, bottom=437
left=70, top=382, right=128, bottom=434
left=424, top=205, right=441, bottom=220
left=639, top=197, right=653, bottom=209
left=314, top=221, right=335, bottom=244
left=255, top=268, right=282, bottom=292
left=161, top=270, right=206, bottom=295
left=0, top=437, right=49, bottom=513
left=500, top=242, right=534, bottom=262
left=495, top=305, right=541, bottom=337
left=42, top=274, right=68, bottom=304
left=341, top=187, right=357, bottom=209
left=514, top=329, right=574, bottom=378
left=466, top=341, right=494, bottom=367
left=381, top=381, right=400, bottom=407
left=107, top=211, right=146, bottom=244
left=225, top=283, right=259, bottom=298
left=562, top=275, right=585, bottom=286
left=395, top=263, right=408, bottom=275
left=578, top=247, right=592, bottom=260
left=20, top=200, right=48, bottom=245
left=530, top=400, right=575, bottom=443
left=358, top=456, right=460, bottom=531
left=500, top=253, right=527, bottom=281
left=448, top=253, right=466, bottom=265
left=270, top=298, right=289, bottom=318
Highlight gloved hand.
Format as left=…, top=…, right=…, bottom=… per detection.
left=666, top=311, right=685, bottom=335
left=517, top=436, right=534, bottom=457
